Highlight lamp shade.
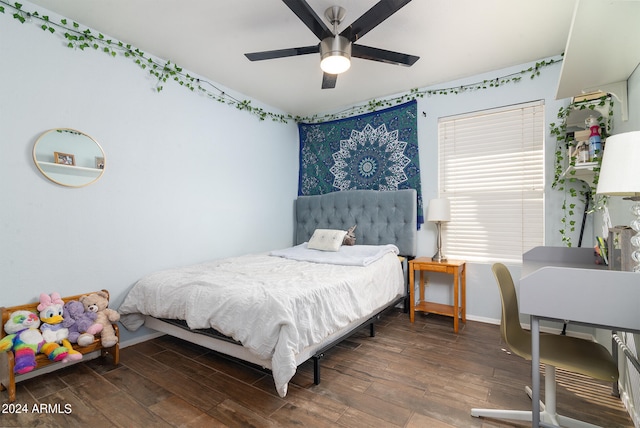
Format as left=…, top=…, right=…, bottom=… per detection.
left=427, top=198, right=451, bottom=222
left=596, top=131, right=640, bottom=197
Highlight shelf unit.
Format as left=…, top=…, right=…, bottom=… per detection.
left=561, top=94, right=610, bottom=190
left=561, top=161, right=598, bottom=188
left=37, top=161, right=103, bottom=178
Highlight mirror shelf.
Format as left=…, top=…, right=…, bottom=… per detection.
left=37, top=161, right=103, bottom=177
left=33, top=128, right=105, bottom=188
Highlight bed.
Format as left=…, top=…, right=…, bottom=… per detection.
left=118, top=189, right=417, bottom=397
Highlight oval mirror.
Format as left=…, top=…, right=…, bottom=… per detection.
left=33, top=128, right=105, bottom=188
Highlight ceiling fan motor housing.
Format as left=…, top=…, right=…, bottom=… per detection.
left=320, top=35, right=352, bottom=74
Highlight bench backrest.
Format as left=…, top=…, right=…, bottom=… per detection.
left=0, top=289, right=110, bottom=339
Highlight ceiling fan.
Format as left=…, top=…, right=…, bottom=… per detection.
left=245, top=0, right=420, bottom=89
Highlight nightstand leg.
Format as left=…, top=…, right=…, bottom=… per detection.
left=409, top=266, right=415, bottom=322
left=461, top=265, right=467, bottom=323
left=453, top=270, right=459, bottom=333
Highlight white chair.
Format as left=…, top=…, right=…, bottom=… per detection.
left=471, top=263, right=619, bottom=427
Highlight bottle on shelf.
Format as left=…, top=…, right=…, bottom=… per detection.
left=586, top=116, right=602, bottom=160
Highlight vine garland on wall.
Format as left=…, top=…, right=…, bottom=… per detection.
left=549, top=94, right=614, bottom=247
left=2, top=1, right=562, bottom=123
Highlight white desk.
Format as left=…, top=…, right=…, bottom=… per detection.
left=520, top=246, right=640, bottom=428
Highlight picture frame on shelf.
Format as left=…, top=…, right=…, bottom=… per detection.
left=95, top=156, right=105, bottom=169
left=54, top=152, right=75, bottom=166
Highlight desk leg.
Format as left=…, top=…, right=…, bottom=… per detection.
left=409, top=266, right=415, bottom=323
left=531, top=315, right=541, bottom=428
left=612, top=331, right=620, bottom=398
left=453, top=270, right=459, bottom=333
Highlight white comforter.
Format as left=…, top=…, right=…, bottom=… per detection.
left=270, top=243, right=399, bottom=266
left=118, top=248, right=404, bottom=397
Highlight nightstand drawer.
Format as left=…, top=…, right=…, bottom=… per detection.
left=416, top=263, right=449, bottom=273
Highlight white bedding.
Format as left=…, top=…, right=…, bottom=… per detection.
left=270, top=243, right=399, bottom=266
left=118, top=249, right=404, bottom=397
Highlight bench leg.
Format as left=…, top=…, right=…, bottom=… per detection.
left=101, top=343, right=120, bottom=366
left=0, top=351, right=17, bottom=402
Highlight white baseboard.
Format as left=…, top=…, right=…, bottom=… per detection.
left=119, top=331, right=165, bottom=349
left=465, top=314, right=499, bottom=325
left=620, top=388, right=640, bottom=428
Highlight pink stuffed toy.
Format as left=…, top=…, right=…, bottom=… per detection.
left=38, top=292, right=82, bottom=361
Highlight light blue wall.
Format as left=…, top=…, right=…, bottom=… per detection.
left=2, top=2, right=637, bottom=342
left=388, top=60, right=637, bottom=326
left=406, top=59, right=569, bottom=323
left=0, top=5, right=299, bottom=343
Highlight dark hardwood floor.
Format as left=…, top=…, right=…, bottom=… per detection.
left=1, top=309, right=633, bottom=427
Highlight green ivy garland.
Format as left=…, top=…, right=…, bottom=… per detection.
left=549, top=95, right=614, bottom=247
left=2, top=1, right=562, bottom=124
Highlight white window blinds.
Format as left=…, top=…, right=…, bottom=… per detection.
left=437, top=101, right=544, bottom=263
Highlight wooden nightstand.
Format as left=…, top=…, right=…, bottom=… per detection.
left=409, top=257, right=466, bottom=333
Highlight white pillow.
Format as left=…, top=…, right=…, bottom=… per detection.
left=308, top=229, right=348, bottom=252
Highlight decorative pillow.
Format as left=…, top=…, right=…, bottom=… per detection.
left=308, top=229, right=348, bottom=252
left=343, top=225, right=357, bottom=246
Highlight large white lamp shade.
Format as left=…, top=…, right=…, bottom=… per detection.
left=596, top=131, right=640, bottom=272
left=596, top=131, right=640, bottom=197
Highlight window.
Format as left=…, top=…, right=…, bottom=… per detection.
left=437, top=101, right=544, bottom=263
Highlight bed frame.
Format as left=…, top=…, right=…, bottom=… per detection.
left=145, top=189, right=417, bottom=387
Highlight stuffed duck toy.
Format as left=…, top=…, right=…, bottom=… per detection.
left=38, top=292, right=82, bottom=361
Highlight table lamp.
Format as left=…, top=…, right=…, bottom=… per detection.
left=427, top=198, right=451, bottom=262
left=596, top=131, right=640, bottom=272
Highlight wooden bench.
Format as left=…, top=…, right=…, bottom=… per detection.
left=0, top=290, right=119, bottom=402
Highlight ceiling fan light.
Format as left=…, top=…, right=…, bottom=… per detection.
left=321, top=55, right=351, bottom=75
left=320, top=36, right=351, bottom=74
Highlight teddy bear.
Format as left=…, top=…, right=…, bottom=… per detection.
left=79, top=291, right=120, bottom=348
left=0, top=310, right=69, bottom=374
left=62, top=300, right=103, bottom=347
left=38, top=292, right=82, bottom=361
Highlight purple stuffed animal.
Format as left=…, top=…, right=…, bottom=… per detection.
left=62, top=300, right=103, bottom=347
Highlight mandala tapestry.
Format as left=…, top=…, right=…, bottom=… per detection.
left=298, top=100, right=423, bottom=227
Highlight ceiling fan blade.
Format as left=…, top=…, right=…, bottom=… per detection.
left=245, top=45, right=319, bottom=61
left=341, top=0, right=412, bottom=42
left=282, top=0, right=332, bottom=40
left=322, top=73, right=337, bottom=89
left=352, top=44, right=419, bottom=66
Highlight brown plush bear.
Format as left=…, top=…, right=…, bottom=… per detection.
left=79, top=291, right=120, bottom=348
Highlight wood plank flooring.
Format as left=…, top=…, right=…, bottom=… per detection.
left=1, top=309, right=633, bottom=427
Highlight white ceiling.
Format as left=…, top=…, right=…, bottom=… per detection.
left=28, top=0, right=578, bottom=117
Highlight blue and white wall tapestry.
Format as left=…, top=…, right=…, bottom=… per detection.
left=298, top=100, right=423, bottom=227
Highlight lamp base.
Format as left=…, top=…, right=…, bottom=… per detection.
left=629, top=199, right=640, bottom=273
left=432, top=220, right=447, bottom=262
left=432, top=250, right=447, bottom=263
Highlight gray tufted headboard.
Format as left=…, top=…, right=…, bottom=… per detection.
left=295, top=189, right=417, bottom=257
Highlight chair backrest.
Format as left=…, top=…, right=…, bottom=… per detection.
left=492, top=263, right=532, bottom=360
